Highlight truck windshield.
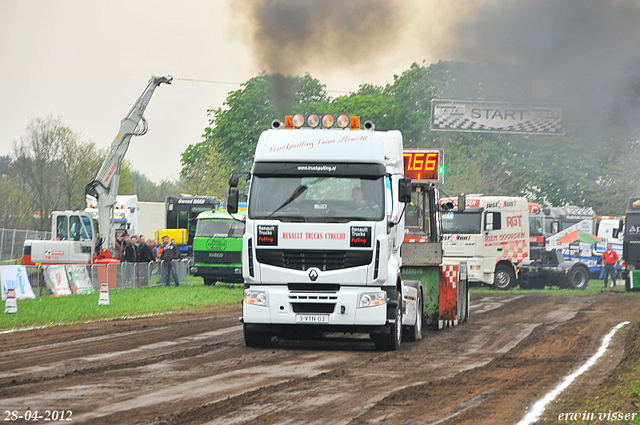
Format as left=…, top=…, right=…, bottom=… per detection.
left=196, top=219, right=244, bottom=238
left=441, top=211, right=482, bottom=234
left=249, top=176, right=384, bottom=222
left=529, top=216, right=544, bottom=236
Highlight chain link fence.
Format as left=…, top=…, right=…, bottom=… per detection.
left=0, top=228, right=51, bottom=263
left=16, top=261, right=198, bottom=298
left=0, top=227, right=208, bottom=297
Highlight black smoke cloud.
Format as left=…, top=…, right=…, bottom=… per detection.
left=237, top=0, right=406, bottom=76
left=238, top=0, right=640, bottom=137
left=438, top=0, right=640, bottom=135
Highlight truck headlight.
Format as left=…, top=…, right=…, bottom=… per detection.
left=470, top=265, right=481, bottom=271
left=244, top=290, right=268, bottom=307
left=358, top=292, right=386, bottom=308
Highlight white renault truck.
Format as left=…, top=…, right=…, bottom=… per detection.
left=441, top=195, right=590, bottom=290
left=227, top=114, right=468, bottom=351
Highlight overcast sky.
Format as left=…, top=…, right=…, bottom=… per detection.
left=0, top=0, right=443, bottom=183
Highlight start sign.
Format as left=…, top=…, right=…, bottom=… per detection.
left=403, top=150, right=443, bottom=183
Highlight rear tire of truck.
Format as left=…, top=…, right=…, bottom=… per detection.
left=374, top=291, right=402, bottom=351
left=460, top=283, right=469, bottom=323
left=493, top=264, right=516, bottom=290
left=569, top=266, right=589, bottom=290
left=203, top=278, right=216, bottom=286
left=405, top=289, right=423, bottom=342
left=243, top=324, right=271, bottom=348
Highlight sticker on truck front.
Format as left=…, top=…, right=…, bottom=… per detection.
left=350, top=226, right=371, bottom=247
left=257, top=225, right=278, bottom=246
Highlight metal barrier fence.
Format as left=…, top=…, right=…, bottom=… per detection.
left=0, top=228, right=51, bottom=263
left=20, top=261, right=198, bottom=297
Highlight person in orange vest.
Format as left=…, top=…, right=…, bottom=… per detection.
left=601, top=243, right=619, bottom=288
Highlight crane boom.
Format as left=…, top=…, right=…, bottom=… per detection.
left=86, top=75, right=172, bottom=254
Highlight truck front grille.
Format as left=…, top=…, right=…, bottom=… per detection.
left=255, top=249, right=372, bottom=271
left=291, top=303, right=336, bottom=314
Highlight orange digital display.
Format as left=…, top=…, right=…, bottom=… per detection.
left=403, top=150, right=442, bottom=182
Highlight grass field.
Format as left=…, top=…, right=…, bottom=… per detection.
left=0, top=283, right=243, bottom=332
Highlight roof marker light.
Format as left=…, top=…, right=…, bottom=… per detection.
left=350, top=116, right=360, bottom=130
left=292, top=114, right=305, bottom=129
left=284, top=115, right=294, bottom=129
left=322, top=114, right=334, bottom=128
left=337, top=114, right=349, bottom=129
left=307, top=114, right=320, bottom=128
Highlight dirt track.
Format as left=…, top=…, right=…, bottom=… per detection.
left=1, top=292, right=638, bottom=425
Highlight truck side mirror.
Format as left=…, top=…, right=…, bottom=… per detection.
left=398, top=178, right=412, bottom=203
left=458, top=194, right=466, bottom=212
left=229, top=175, right=239, bottom=188
left=485, top=212, right=494, bottom=232
left=227, top=188, right=239, bottom=214
left=619, top=218, right=624, bottom=234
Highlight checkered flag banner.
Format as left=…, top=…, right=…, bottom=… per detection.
left=430, top=99, right=564, bottom=135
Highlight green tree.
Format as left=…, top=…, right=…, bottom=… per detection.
left=13, top=116, right=70, bottom=230
left=60, top=138, right=104, bottom=210
left=182, top=73, right=330, bottom=196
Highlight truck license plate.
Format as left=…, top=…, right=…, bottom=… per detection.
left=295, top=314, right=329, bottom=323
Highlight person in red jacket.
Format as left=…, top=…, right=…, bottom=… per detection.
left=601, top=243, right=619, bottom=288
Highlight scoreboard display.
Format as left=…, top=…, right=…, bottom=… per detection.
left=403, top=150, right=443, bottom=183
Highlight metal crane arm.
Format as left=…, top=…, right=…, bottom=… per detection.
left=85, top=75, right=172, bottom=253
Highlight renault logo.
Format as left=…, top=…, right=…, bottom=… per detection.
left=308, top=268, right=319, bottom=281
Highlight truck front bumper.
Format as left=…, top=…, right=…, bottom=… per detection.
left=242, top=285, right=389, bottom=332
left=190, top=265, right=243, bottom=283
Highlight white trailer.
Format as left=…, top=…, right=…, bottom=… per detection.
left=136, top=201, right=165, bottom=240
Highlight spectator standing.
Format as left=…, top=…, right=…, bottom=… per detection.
left=123, top=235, right=136, bottom=263
left=151, top=239, right=158, bottom=258
left=160, top=237, right=180, bottom=286
left=136, top=239, right=155, bottom=287
left=138, top=235, right=146, bottom=258
left=138, top=239, right=155, bottom=263
left=115, top=234, right=124, bottom=259
left=602, top=243, right=619, bottom=288
left=157, top=236, right=168, bottom=284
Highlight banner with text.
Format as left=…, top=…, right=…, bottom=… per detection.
left=43, top=265, right=72, bottom=296
left=66, top=265, right=94, bottom=295
left=430, top=100, right=563, bottom=135
left=1, top=265, right=35, bottom=300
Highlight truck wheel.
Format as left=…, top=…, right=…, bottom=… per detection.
left=243, top=324, right=271, bottom=348
left=461, top=282, right=469, bottom=323
left=405, top=289, right=423, bottom=342
left=203, top=278, right=216, bottom=286
left=494, top=264, right=515, bottom=290
left=569, top=267, right=589, bottom=290
left=625, top=275, right=632, bottom=292
left=374, top=291, right=402, bottom=351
